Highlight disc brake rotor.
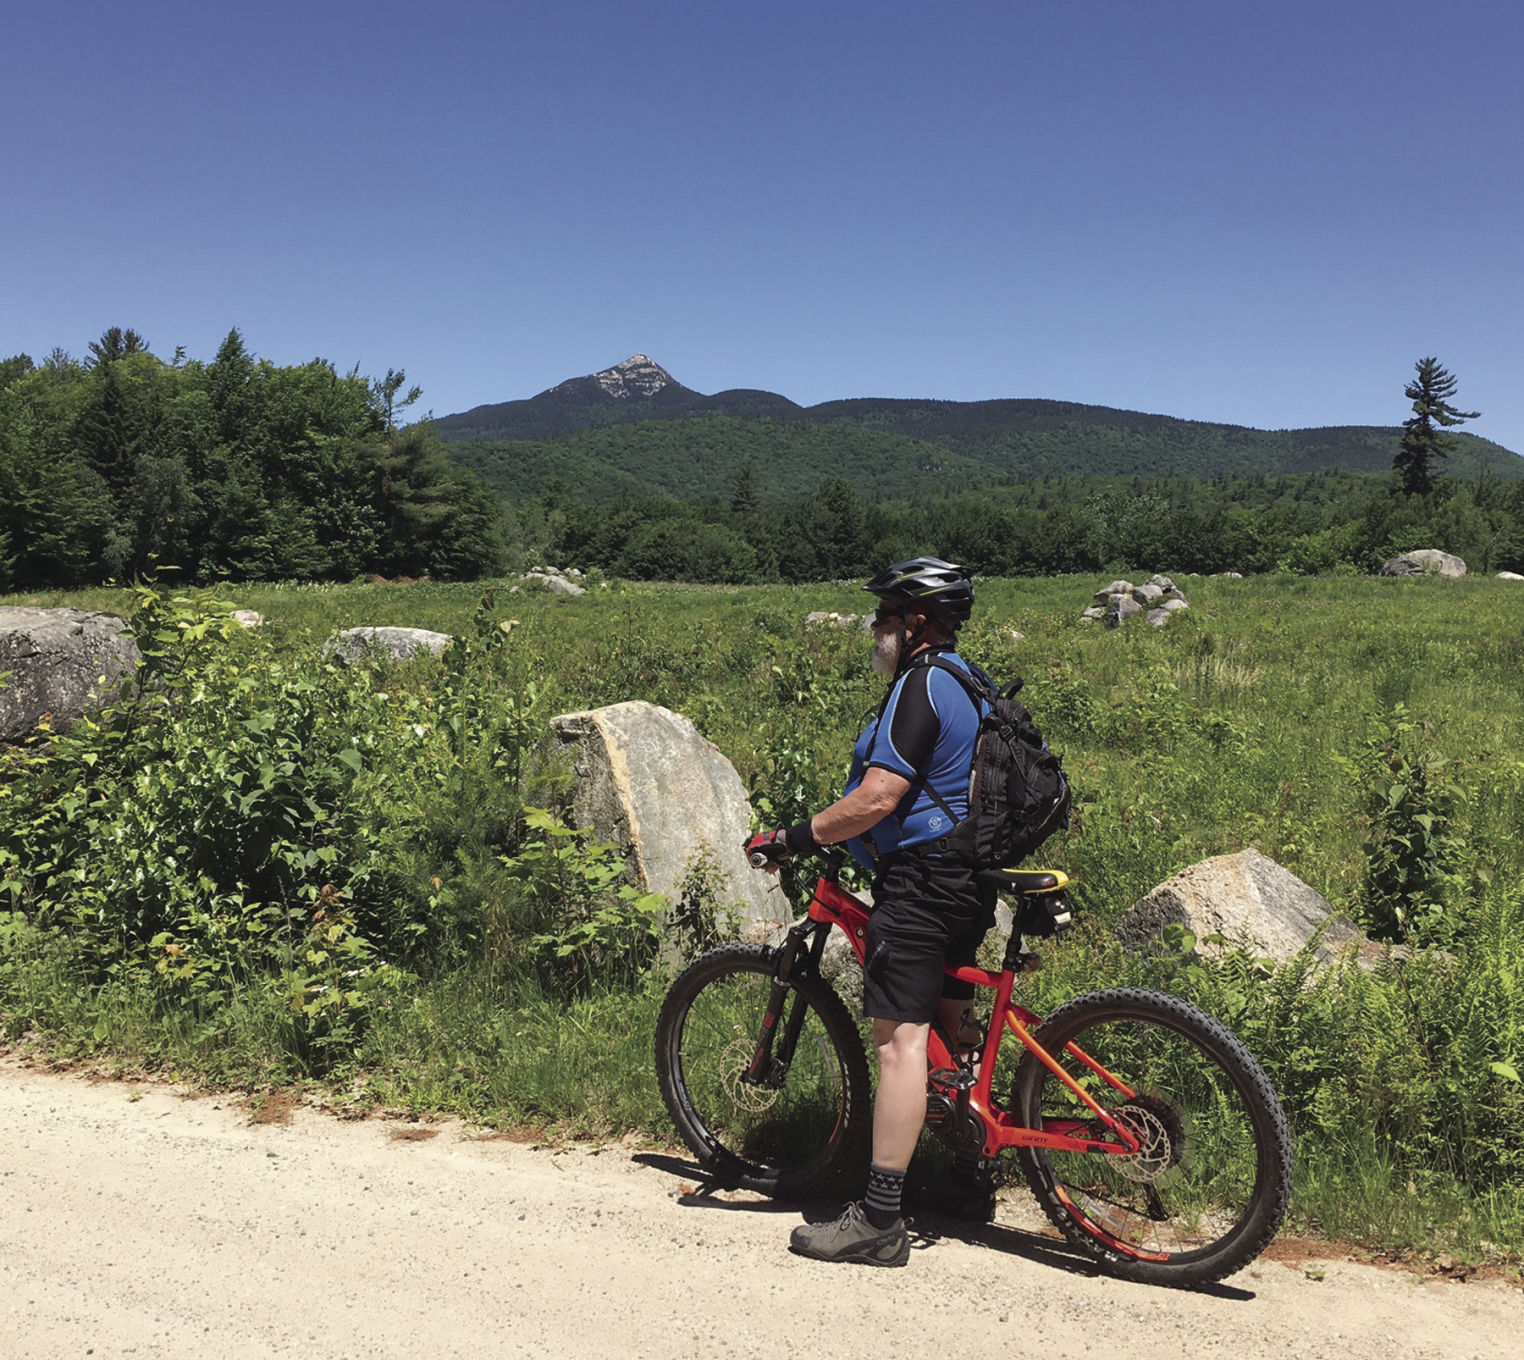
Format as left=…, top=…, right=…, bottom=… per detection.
left=1109, top=1094, right=1186, bottom=1184
left=718, top=1035, right=781, bottom=1114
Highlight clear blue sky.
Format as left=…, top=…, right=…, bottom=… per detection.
left=4, top=1, right=1521, bottom=454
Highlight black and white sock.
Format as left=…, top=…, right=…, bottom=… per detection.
left=864, top=1163, right=906, bottom=1228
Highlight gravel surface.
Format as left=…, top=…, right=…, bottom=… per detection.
left=2, top=1056, right=1518, bottom=1359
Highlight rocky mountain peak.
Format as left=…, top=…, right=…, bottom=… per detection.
left=593, top=354, right=673, bottom=400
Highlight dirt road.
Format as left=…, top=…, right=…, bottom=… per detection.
left=1, top=1057, right=1516, bottom=1360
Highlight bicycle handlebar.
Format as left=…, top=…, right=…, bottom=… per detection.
left=748, top=844, right=847, bottom=875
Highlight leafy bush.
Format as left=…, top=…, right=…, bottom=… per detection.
left=505, top=809, right=664, bottom=993
left=1342, top=706, right=1470, bottom=943
left=0, top=581, right=659, bottom=1059
left=667, top=844, right=744, bottom=959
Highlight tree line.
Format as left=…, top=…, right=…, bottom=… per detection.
left=5, top=337, right=1517, bottom=591
left=514, top=466, right=1524, bottom=583
left=0, top=330, right=506, bottom=590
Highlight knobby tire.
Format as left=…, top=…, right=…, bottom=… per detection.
left=1011, top=987, right=1293, bottom=1287
left=655, top=943, right=872, bottom=1197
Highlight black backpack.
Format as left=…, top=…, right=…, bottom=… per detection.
left=912, top=655, right=1070, bottom=869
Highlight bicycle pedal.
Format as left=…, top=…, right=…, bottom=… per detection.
left=928, top=1067, right=976, bottom=1092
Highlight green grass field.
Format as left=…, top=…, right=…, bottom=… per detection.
left=3, top=572, right=1521, bottom=1265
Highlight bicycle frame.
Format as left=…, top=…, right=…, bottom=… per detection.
left=756, top=871, right=1144, bottom=1163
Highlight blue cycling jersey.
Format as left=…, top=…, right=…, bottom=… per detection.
left=842, top=648, right=985, bottom=869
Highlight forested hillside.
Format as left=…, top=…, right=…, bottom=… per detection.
left=450, top=415, right=994, bottom=503
left=436, top=355, right=1524, bottom=500
left=453, top=410, right=1524, bottom=511
left=0, top=331, right=505, bottom=589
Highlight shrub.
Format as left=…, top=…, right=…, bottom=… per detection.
left=1343, top=706, right=1469, bottom=944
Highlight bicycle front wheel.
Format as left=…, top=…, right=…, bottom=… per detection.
left=655, top=943, right=871, bottom=1197
left=1011, top=987, right=1292, bottom=1287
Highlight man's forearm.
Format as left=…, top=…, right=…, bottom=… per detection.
left=808, top=769, right=910, bottom=846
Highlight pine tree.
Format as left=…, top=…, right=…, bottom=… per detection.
left=372, top=368, right=423, bottom=432
left=730, top=460, right=759, bottom=515
left=1394, top=357, right=1479, bottom=496
left=86, top=327, right=149, bottom=367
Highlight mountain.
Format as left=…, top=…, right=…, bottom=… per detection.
left=435, top=356, right=1524, bottom=503
left=433, top=355, right=804, bottom=442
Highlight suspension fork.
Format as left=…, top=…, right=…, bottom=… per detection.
left=742, top=921, right=832, bottom=1084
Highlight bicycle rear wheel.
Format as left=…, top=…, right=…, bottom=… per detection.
left=655, top=942, right=872, bottom=1197
left=1011, top=987, right=1292, bottom=1286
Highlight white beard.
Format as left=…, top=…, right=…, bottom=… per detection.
left=871, top=627, right=902, bottom=677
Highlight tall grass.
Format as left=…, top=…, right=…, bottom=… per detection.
left=2, top=571, right=1522, bottom=1259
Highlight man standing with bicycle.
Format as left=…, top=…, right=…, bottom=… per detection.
left=748, top=557, right=994, bottom=1267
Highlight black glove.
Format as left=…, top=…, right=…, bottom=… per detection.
left=744, top=821, right=818, bottom=868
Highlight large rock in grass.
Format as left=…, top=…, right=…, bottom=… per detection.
left=1379, top=549, right=1466, bottom=578
left=0, top=607, right=140, bottom=744
left=523, top=571, right=585, bottom=597
left=326, top=627, right=452, bottom=664
left=550, top=701, right=787, bottom=948
left=1115, top=848, right=1369, bottom=967
left=1105, top=595, right=1142, bottom=628
left=1093, top=580, right=1134, bottom=603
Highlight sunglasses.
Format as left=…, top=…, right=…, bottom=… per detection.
left=871, top=606, right=904, bottom=629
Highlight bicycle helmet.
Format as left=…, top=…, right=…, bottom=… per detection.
left=862, top=556, right=975, bottom=627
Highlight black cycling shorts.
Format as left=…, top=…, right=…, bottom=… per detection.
left=862, top=852, right=992, bottom=1024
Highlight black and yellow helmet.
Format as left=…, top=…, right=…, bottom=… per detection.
left=863, top=556, right=975, bottom=626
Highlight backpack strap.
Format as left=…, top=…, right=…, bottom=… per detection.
left=916, top=652, right=993, bottom=709
left=898, top=653, right=992, bottom=826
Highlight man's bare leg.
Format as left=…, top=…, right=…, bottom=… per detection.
left=871, top=1017, right=931, bottom=1171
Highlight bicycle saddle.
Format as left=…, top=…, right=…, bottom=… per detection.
left=976, top=868, right=1069, bottom=896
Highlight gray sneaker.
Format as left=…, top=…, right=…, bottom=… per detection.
left=789, top=1201, right=910, bottom=1267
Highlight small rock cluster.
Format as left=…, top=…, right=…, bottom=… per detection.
left=805, top=611, right=872, bottom=632
left=1081, top=575, right=1190, bottom=629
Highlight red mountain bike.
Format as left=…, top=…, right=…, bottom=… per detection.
left=655, top=852, right=1293, bottom=1287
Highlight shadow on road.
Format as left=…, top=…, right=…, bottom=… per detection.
left=633, top=1151, right=807, bottom=1214
left=633, top=1152, right=1256, bottom=1296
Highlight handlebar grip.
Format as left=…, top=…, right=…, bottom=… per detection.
left=749, top=851, right=772, bottom=868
